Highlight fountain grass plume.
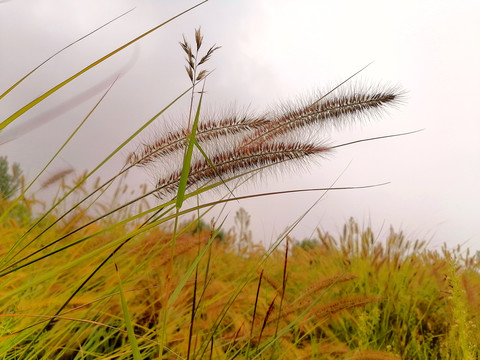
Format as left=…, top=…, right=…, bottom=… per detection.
left=155, top=141, right=331, bottom=199
left=126, top=114, right=269, bottom=167
left=241, top=84, right=404, bottom=147
left=126, top=29, right=403, bottom=200
left=127, top=79, right=403, bottom=201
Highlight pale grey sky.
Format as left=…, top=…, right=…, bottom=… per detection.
left=1, top=0, right=479, bottom=250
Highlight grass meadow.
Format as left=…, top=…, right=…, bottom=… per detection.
left=1, top=3, right=479, bottom=359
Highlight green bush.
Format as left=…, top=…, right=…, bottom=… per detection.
left=0, top=156, right=31, bottom=225
left=0, top=156, right=21, bottom=200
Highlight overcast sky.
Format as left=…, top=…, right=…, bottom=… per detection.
left=1, top=0, right=479, bottom=251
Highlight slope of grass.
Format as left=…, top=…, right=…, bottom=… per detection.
left=0, top=201, right=478, bottom=359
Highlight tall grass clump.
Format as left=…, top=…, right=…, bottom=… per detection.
left=3, top=3, right=476, bottom=360
left=291, top=219, right=480, bottom=359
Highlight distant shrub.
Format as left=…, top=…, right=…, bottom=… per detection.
left=297, top=238, right=319, bottom=250
left=0, top=156, right=31, bottom=225
left=0, top=156, right=22, bottom=200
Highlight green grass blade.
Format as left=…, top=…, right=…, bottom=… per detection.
left=176, top=88, right=205, bottom=209
left=115, top=263, right=141, bottom=360
left=0, top=0, right=208, bottom=131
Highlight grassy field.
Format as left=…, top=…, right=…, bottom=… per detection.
left=0, top=195, right=479, bottom=359
left=1, top=3, right=479, bottom=358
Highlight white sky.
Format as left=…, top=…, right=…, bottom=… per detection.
left=1, top=0, right=479, bottom=251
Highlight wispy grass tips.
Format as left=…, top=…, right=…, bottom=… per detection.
left=242, top=85, right=403, bottom=146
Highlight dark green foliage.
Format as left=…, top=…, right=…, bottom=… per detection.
left=0, top=156, right=22, bottom=200
left=296, top=238, right=319, bottom=250
left=0, top=156, right=31, bottom=225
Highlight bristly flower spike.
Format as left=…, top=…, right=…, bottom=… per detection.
left=131, top=29, right=404, bottom=202
left=155, top=141, right=331, bottom=199
left=126, top=114, right=269, bottom=167
left=241, top=85, right=403, bottom=147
